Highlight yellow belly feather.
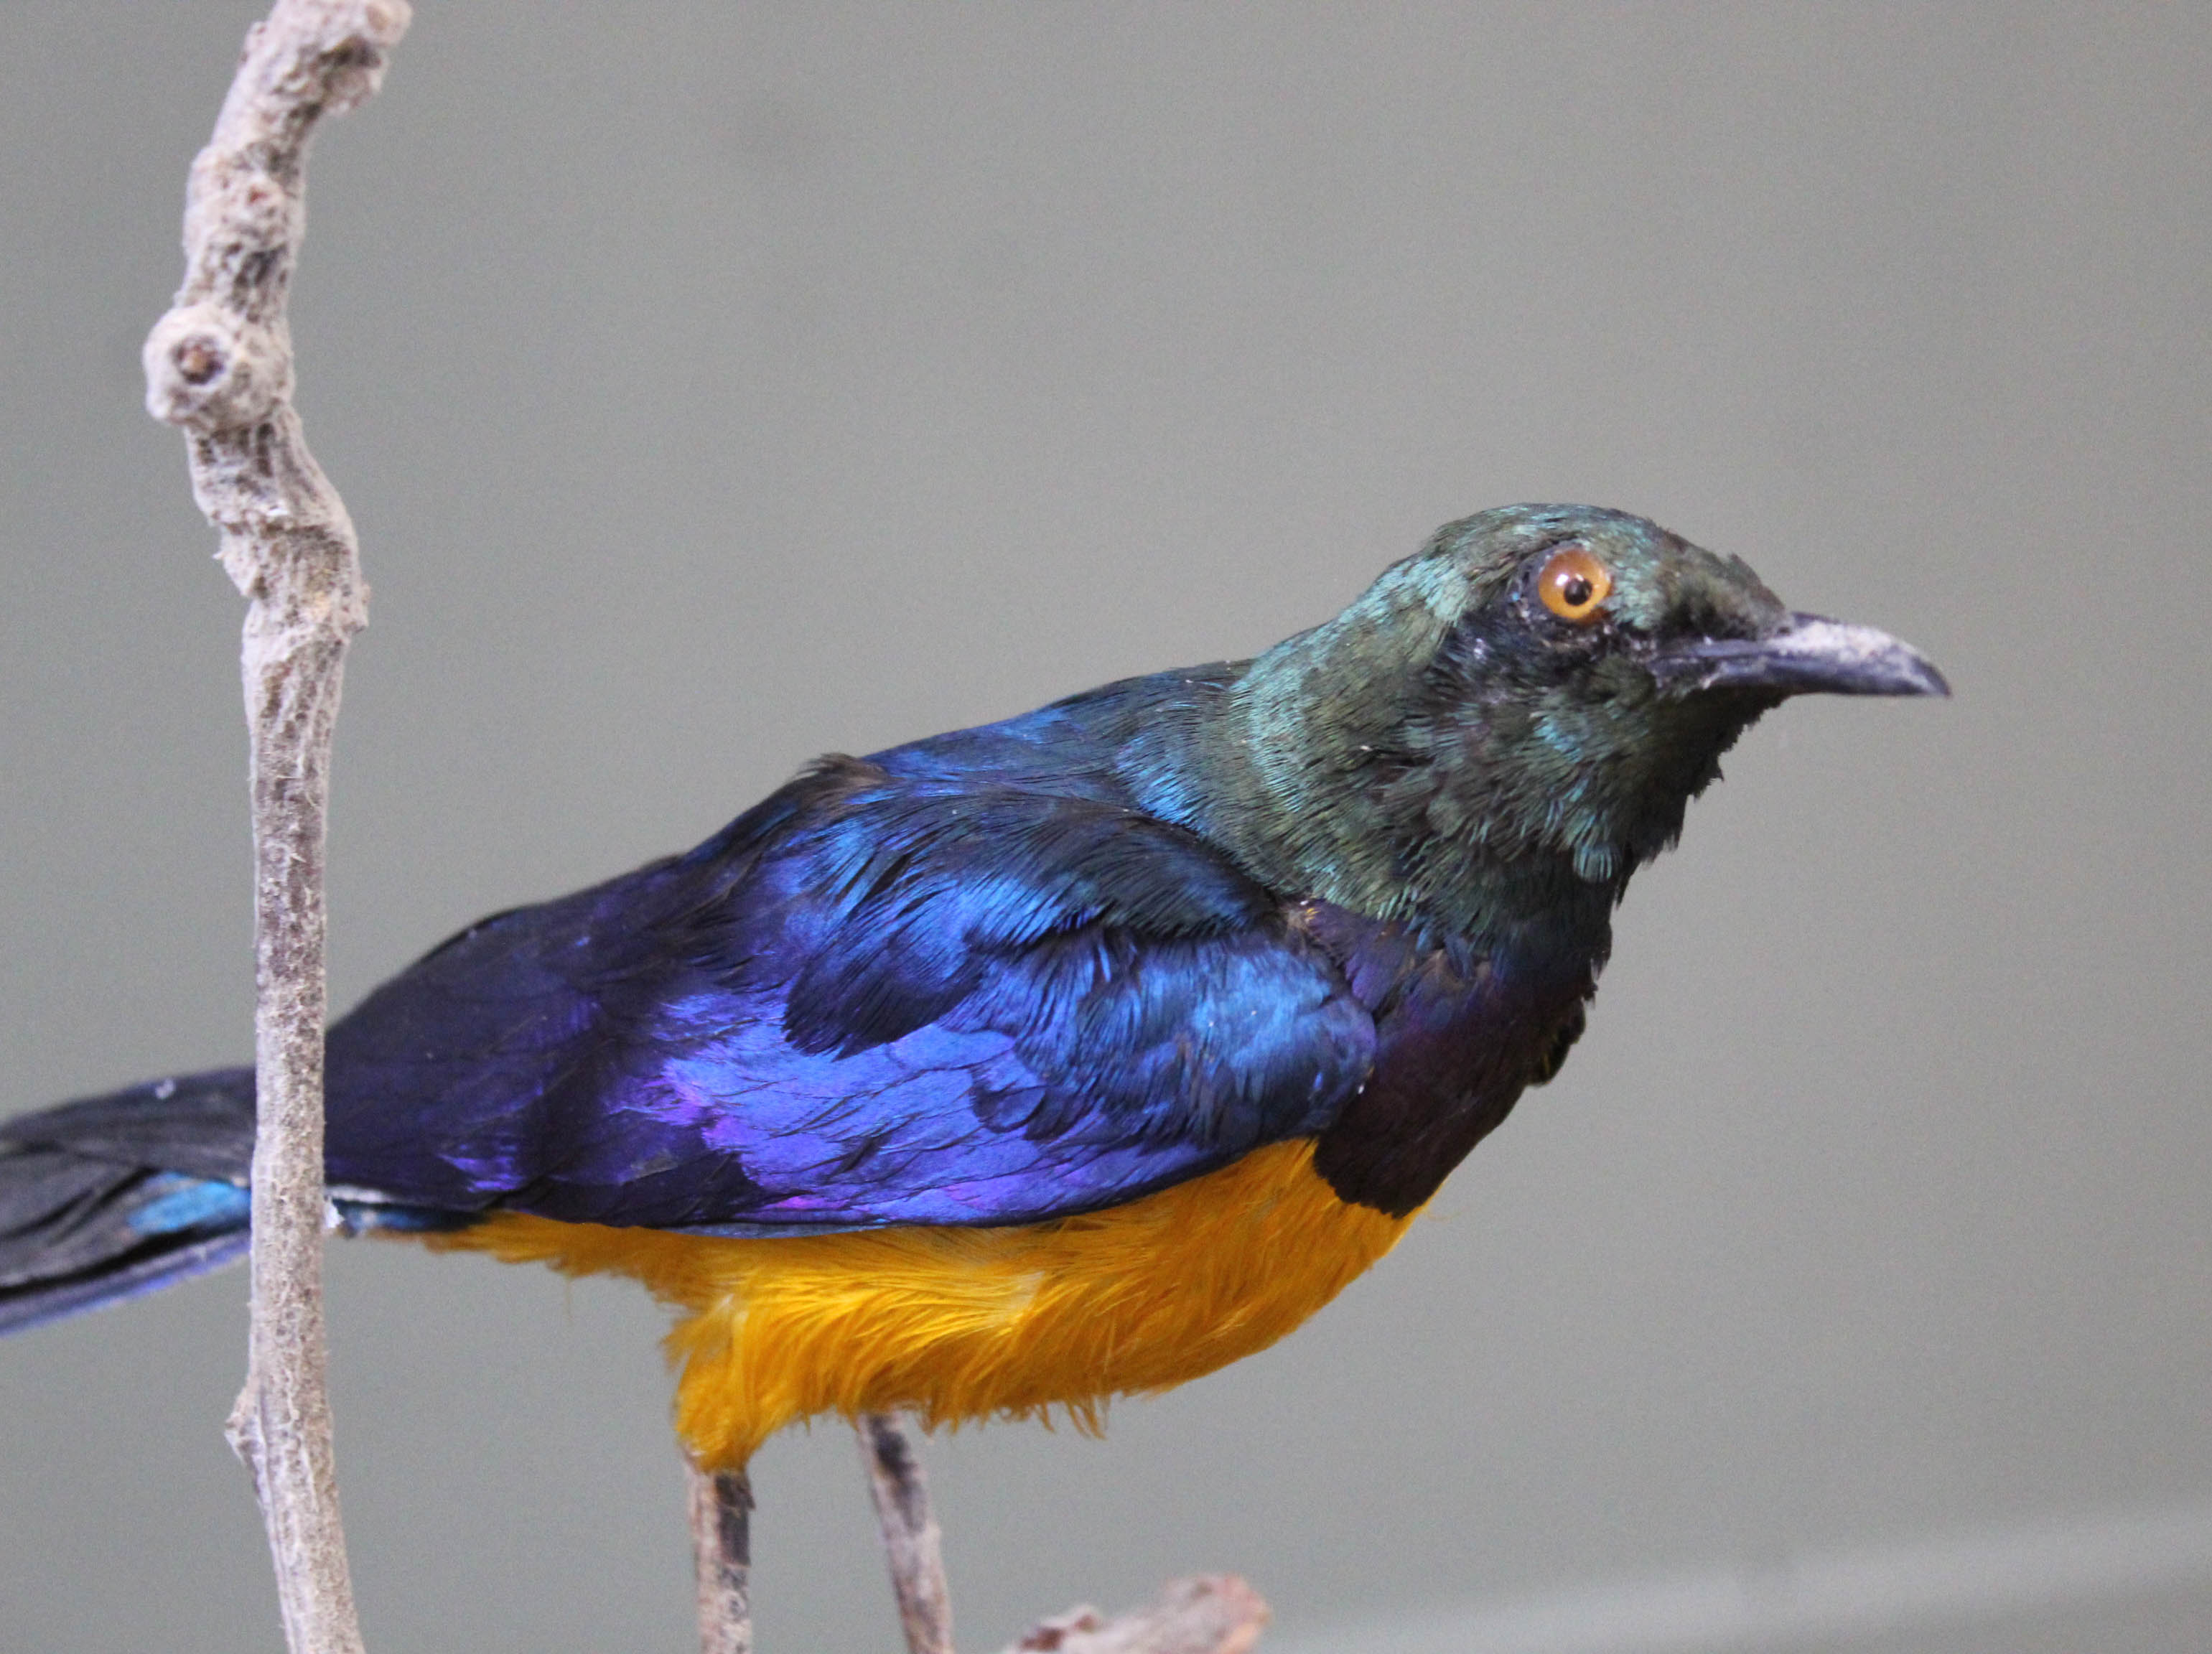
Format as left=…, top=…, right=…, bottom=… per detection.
left=431, top=1139, right=1414, bottom=1469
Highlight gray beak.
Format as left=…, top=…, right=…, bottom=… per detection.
left=1650, top=613, right=1951, bottom=699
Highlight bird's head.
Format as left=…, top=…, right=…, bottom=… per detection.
left=1225, top=503, right=1946, bottom=937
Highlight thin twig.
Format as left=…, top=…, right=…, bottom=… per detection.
left=689, top=1456, right=757, bottom=1654
left=142, top=4, right=411, bottom=1652
left=857, top=1413, right=956, bottom=1654
left=1004, top=1577, right=1269, bottom=1654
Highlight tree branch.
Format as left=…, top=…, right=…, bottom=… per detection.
left=142, top=4, right=411, bottom=1651
left=1004, top=1578, right=1270, bottom=1654
left=857, top=1413, right=955, bottom=1654
left=689, top=1456, right=756, bottom=1654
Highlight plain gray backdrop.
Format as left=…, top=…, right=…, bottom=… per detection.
left=2, top=4, right=2207, bottom=1651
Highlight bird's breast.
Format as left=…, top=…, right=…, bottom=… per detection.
left=431, top=1136, right=1414, bottom=1469
left=1295, top=900, right=1600, bottom=1217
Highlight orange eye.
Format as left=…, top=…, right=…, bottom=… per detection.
left=1537, top=545, right=1613, bottom=622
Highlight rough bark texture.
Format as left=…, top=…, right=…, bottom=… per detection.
left=689, top=1457, right=757, bottom=1654
left=141, top=4, right=411, bottom=1652
left=858, top=1414, right=956, bottom=1654
left=1004, top=1578, right=1270, bottom=1654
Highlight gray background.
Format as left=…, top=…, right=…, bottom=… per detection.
left=1, top=4, right=2207, bottom=1651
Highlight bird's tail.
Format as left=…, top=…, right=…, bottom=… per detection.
left=0, top=1067, right=257, bottom=1335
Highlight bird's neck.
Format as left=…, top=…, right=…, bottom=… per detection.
left=1158, top=617, right=1717, bottom=963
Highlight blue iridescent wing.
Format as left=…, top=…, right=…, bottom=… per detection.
left=323, top=758, right=1376, bottom=1230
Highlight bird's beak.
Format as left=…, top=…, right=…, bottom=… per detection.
left=1648, top=613, right=1951, bottom=699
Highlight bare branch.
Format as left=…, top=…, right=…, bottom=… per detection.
left=857, top=1414, right=956, bottom=1654
left=143, top=4, right=411, bottom=1651
left=689, top=1456, right=756, bottom=1654
left=1004, top=1578, right=1270, bottom=1654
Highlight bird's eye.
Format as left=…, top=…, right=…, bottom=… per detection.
left=1537, top=545, right=1613, bottom=623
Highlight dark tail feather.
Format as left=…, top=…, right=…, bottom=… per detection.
left=0, top=1225, right=250, bottom=1336
left=0, top=1067, right=256, bottom=1335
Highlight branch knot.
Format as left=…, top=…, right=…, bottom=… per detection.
left=145, top=303, right=291, bottom=431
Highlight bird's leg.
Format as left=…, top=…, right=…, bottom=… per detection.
left=856, top=1413, right=955, bottom=1654
left=686, top=1454, right=755, bottom=1654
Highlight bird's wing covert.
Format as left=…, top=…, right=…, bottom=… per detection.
left=323, top=759, right=1376, bottom=1230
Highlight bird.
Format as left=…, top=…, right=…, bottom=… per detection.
left=0, top=503, right=1945, bottom=1473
